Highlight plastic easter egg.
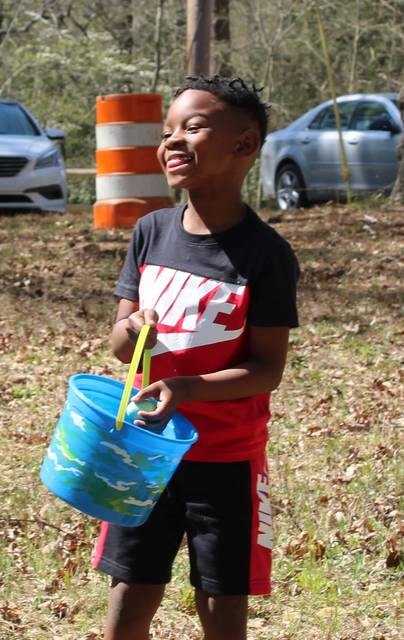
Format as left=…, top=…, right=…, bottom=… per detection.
left=126, top=399, right=157, bottom=421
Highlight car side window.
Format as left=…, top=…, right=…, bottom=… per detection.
left=308, top=102, right=357, bottom=131
left=0, top=103, right=40, bottom=136
left=351, top=101, right=395, bottom=131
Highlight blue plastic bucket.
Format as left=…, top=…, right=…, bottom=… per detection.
left=40, top=374, right=198, bottom=527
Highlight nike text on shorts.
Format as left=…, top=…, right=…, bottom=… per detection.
left=92, top=455, right=273, bottom=596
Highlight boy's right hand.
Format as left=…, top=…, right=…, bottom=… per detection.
left=127, top=308, right=159, bottom=349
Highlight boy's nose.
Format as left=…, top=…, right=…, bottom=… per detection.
left=164, top=131, right=185, bottom=148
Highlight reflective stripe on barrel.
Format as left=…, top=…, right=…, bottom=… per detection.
left=93, top=93, right=172, bottom=229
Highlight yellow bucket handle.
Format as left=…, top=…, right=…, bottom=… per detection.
left=115, top=324, right=152, bottom=431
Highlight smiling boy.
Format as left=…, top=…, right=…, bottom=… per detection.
left=93, top=75, right=299, bottom=640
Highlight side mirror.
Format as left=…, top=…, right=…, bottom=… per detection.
left=45, top=126, right=65, bottom=140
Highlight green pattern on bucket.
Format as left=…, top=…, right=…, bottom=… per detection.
left=44, top=404, right=180, bottom=519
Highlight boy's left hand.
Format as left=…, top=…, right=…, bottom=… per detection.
left=132, top=378, right=186, bottom=426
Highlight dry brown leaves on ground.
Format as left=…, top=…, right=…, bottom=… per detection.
left=0, top=201, right=403, bottom=639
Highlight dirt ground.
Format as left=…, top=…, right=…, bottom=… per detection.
left=0, top=201, right=402, bottom=639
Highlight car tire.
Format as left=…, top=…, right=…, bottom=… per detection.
left=275, top=164, right=307, bottom=211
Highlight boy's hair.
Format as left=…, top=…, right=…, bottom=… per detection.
left=174, top=75, right=270, bottom=146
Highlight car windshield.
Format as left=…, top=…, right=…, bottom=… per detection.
left=0, top=103, right=41, bottom=136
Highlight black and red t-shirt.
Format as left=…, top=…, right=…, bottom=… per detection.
left=115, top=204, right=299, bottom=462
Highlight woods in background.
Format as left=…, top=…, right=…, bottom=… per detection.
left=0, top=0, right=403, bottom=173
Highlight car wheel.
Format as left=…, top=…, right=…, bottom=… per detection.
left=275, top=164, right=307, bottom=211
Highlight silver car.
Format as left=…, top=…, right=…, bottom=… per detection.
left=260, top=93, right=402, bottom=210
left=0, top=99, right=67, bottom=212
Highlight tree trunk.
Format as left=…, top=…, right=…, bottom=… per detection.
left=214, top=0, right=231, bottom=76
left=187, top=0, right=213, bottom=75
left=150, top=0, right=165, bottom=92
left=391, top=86, right=404, bottom=204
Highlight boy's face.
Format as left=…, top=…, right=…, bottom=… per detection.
left=158, top=89, right=258, bottom=191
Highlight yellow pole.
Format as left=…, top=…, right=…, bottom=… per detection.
left=315, top=1, right=352, bottom=204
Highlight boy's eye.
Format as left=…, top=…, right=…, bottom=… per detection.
left=161, top=132, right=172, bottom=140
left=186, top=124, right=200, bottom=133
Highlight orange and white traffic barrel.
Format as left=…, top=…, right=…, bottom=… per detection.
left=93, top=93, right=172, bottom=229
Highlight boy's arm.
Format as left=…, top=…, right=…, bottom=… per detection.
left=184, top=325, right=290, bottom=399
left=133, top=325, right=290, bottom=424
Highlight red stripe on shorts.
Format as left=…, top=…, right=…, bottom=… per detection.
left=249, top=453, right=272, bottom=595
left=92, top=521, right=109, bottom=569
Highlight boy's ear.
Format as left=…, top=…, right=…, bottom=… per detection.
left=233, top=129, right=260, bottom=157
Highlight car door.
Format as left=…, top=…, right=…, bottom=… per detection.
left=346, top=99, right=401, bottom=191
left=300, top=100, right=358, bottom=195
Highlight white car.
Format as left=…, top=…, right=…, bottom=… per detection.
left=0, top=99, right=67, bottom=212
left=260, top=93, right=402, bottom=210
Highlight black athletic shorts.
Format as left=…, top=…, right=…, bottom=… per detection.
left=92, top=454, right=273, bottom=596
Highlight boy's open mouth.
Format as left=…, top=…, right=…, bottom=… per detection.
left=166, top=154, right=193, bottom=173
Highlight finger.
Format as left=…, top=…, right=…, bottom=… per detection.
left=144, top=326, right=158, bottom=349
left=143, top=308, right=159, bottom=326
left=133, top=384, right=160, bottom=402
left=133, top=418, right=147, bottom=427
left=127, top=310, right=145, bottom=333
left=133, top=417, right=168, bottom=432
left=141, top=310, right=159, bottom=348
left=126, top=311, right=158, bottom=348
left=135, top=410, right=171, bottom=429
left=135, top=395, right=172, bottom=421
left=137, top=407, right=164, bottom=420
left=133, top=412, right=165, bottom=422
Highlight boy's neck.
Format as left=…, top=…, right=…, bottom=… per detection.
left=183, top=191, right=246, bottom=234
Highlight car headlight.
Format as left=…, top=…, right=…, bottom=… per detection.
left=35, top=148, right=61, bottom=169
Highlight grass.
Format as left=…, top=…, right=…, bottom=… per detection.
left=0, top=201, right=403, bottom=639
